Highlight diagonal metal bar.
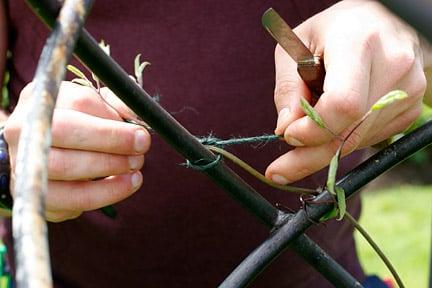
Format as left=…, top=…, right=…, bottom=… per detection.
left=220, top=228, right=363, bottom=288
left=24, top=0, right=362, bottom=286
left=12, top=0, right=92, bottom=287
left=223, top=120, right=432, bottom=287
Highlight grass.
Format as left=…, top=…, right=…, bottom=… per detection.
left=356, top=185, right=431, bottom=288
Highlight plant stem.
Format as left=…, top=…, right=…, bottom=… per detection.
left=207, top=145, right=316, bottom=194
left=345, top=212, right=405, bottom=288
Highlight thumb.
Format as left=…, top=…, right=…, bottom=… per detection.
left=274, top=44, right=312, bottom=135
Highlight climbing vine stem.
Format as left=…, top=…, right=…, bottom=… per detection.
left=345, top=212, right=405, bottom=288
left=206, top=145, right=316, bottom=194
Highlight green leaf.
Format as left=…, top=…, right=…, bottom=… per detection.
left=326, top=147, right=341, bottom=195
left=335, top=186, right=346, bottom=220
left=320, top=206, right=338, bottom=222
left=300, top=97, right=327, bottom=129
left=67, top=65, right=87, bottom=80
left=371, top=90, right=408, bottom=111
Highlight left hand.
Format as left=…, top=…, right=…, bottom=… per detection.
left=265, top=0, right=432, bottom=184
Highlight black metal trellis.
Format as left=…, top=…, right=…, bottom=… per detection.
left=12, top=0, right=432, bottom=286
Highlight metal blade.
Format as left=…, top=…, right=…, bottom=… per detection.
left=262, top=8, right=314, bottom=63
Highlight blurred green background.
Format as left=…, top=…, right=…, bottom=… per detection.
left=356, top=185, right=431, bottom=288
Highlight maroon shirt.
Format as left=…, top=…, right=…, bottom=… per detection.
left=4, top=1, right=365, bottom=287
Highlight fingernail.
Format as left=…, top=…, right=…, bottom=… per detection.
left=286, top=136, right=304, bottom=147
left=131, top=171, right=142, bottom=189
left=134, top=129, right=147, bottom=153
left=272, top=174, right=289, bottom=185
left=276, top=107, right=290, bottom=133
left=128, top=155, right=142, bottom=170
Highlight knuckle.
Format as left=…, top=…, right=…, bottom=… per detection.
left=274, top=79, right=299, bottom=102
left=330, top=90, right=363, bottom=122
left=392, top=48, right=416, bottom=72
left=360, top=29, right=380, bottom=55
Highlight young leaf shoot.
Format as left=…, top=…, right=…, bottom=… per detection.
left=300, top=97, right=327, bottom=129
left=371, top=90, right=408, bottom=111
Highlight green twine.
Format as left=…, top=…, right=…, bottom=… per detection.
left=184, top=155, right=222, bottom=171
left=198, top=134, right=281, bottom=148
left=184, top=133, right=281, bottom=171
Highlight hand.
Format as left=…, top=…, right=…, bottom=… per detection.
left=5, top=81, right=151, bottom=222
left=266, top=0, right=432, bottom=184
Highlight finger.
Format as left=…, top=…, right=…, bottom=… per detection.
left=359, top=104, right=423, bottom=148
left=6, top=108, right=151, bottom=155
left=45, top=171, right=143, bottom=211
left=99, top=87, right=138, bottom=121
left=283, top=32, right=373, bottom=147
left=274, top=44, right=312, bottom=135
left=55, top=82, right=123, bottom=121
left=48, top=109, right=150, bottom=155
left=48, top=148, right=144, bottom=180
left=356, top=61, right=426, bottom=147
left=266, top=118, right=372, bottom=184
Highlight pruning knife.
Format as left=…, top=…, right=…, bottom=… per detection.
left=262, top=8, right=325, bottom=103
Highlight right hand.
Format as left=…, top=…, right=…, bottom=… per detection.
left=4, top=81, right=151, bottom=222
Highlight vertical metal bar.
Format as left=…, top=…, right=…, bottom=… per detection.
left=12, top=1, right=92, bottom=287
